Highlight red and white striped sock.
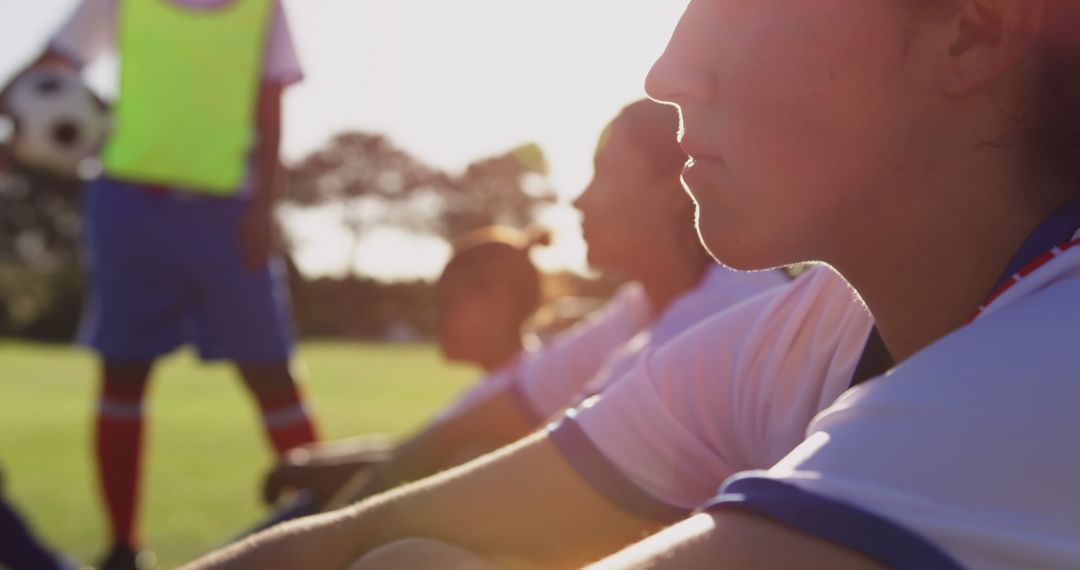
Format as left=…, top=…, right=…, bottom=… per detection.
left=255, top=386, right=319, bottom=457
left=95, top=379, right=148, bottom=549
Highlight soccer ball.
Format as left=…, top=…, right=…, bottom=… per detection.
left=2, top=66, right=109, bottom=176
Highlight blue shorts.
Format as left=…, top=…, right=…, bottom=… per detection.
left=77, top=177, right=295, bottom=363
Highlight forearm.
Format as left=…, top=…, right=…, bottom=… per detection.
left=251, top=83, right=283, bottom=210
left=586, top=512, right=887, bottom=570
left=295, top=436, right=394, bottom=466
left=362, top=386, right=541, bottom=496
left=189, top=433, right=660, bottom=570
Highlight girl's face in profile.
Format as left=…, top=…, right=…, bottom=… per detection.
left=437, top=274, right=515, bottom=366
left=648, top=0, right=939, bottom=270
left=575, top=121, right=676, bottom=274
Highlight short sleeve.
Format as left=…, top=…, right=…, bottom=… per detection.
left=551, top=290, right=782, bottom=514
left=262, top=1, right=303, bottom=85
left=704, top=276, right=1080, bottom=570
left=511, top=283, right=652, bottom=421
left=48, top=0, right=116, bottom=67
left=548, top=267, right=872, bottom=517
left=429, top=367, right=517, bottom=425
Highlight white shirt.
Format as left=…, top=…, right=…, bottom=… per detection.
left=430, top=357, right=526, bottom=425
left=494, top=282, right=653, bottom=418
left=706, top=236, right=1080, bottom=569
left=517, top=264, right=790, bottom=420
left=547, top=266, right=874, bottom=518
left=49, top=0, right=303, bottom=85
left=429, top=282, right=654, bottom=428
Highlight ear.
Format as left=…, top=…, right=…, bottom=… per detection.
left=938, top=0, right=1045, bottom=96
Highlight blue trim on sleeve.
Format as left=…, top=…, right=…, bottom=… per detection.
left=547, top=411, right=687, bottom=524
left=703, top=476, right=965, bottom=570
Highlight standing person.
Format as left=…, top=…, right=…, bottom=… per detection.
left=7, top=1, right=317, bottom=568
left=586, top=0, right=1080, bottom=568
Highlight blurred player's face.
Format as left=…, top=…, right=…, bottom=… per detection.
left=436, top=275, right=514, bottom=366
left=646, top=0, right=932, bottom=269
left=574, top=121, right=679, bottom=274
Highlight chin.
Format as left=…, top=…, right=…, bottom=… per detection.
left=700, top=230, right=793, bottom=272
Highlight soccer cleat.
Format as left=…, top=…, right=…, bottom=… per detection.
left=96, top=544, right=155, bottom=570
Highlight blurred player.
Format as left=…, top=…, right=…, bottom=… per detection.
left=258, top=225, right=555, bottom=512
left=258, top=100, right=788, bottom=516
left=180, top=99, right=868, bottom=568
left=5, top=1, right=316, bottom=568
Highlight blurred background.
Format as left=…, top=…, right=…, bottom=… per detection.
left=0, top=0, right=690, bottom=341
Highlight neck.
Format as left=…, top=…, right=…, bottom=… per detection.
left=830, top=150, right=1072, bottom=363
left=634, top=241, right=711, bottom=315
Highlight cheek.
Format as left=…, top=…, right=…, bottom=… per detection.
left=696, top=1, right=912, bottom=266
left=439, top=306, right=477, bottom=346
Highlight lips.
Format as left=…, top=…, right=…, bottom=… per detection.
left=678, top=136, right=722, bottom=162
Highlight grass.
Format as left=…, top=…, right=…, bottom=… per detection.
left=0, top=341, right=477, bottom=568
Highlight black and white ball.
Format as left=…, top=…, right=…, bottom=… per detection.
left=3, top=66, right=109, bottom=176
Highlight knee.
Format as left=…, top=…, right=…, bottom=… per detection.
left=349, top=538, right=501, bottom=570
left=102, top=361, right=153, bottom=391
left=237, top=361, right=299, bottom=398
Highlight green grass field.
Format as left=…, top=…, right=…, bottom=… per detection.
left=0, top=341, right=477, bottom=568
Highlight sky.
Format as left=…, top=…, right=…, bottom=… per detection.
left=0, top=0, right=690, bottom=280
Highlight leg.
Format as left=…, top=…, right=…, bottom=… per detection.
left=237, top=362, right=319, bottom=457
left=349, top=538, right=503, bottom=570
left=96, top=360, right=154, bottom=568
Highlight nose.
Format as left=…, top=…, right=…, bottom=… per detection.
left=572, top=183, right=593, bottom=213
left=645, top=2, right=714, bottom=107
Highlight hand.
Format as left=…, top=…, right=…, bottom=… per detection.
left=262, top=454, right=375, bottom=508
left=238, top=201, right=279, bottom=271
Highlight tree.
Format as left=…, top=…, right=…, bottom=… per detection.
left=0, top=162, right=84, bottom=339
left=282, top=131, right=556, bottom=277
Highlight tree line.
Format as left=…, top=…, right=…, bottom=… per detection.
left=0, top=131, right=617, bottom=342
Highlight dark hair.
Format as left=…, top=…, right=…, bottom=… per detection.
left=439, top=226, right=550, bottom=325
left=1029, top=7, right=1080, bottom=192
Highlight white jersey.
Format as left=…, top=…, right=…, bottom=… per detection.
left=705, top=231, right=1080, bottom=569
left=429, top=360, right=523, bottom=425
left=49, top=0, right=303, bottom=85
left=514, top=264, right=789, bottom=420
left=434, top=282, right=652, bottom=423
left=546, top=266, right=874, bottom=519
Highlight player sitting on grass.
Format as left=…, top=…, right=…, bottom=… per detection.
left=181, top=102, right=890, bottom=568
left=193, top=0, right=1080, bottom=562
left=257, top=100, right=788, bottom=518
left=585, top=0, right=1080, bottom=567
left=260, top=224, right=556, bottom=512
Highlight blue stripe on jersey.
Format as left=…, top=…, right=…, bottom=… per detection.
left=547, top=410, right=687, bottom=523
left=701, top=476, right=965, bottom=570
left=990, top=199, right=1080, bottom=294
